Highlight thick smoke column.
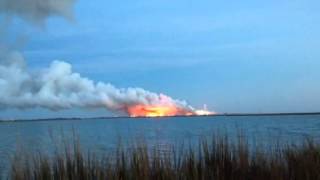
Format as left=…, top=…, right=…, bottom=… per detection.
left=0, top=0, right=212, bottom=116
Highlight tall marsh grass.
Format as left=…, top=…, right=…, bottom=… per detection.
left=6, top=135, right=320, bottom=180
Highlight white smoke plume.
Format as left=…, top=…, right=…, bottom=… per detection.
left=0, top=0, right=199, bottom=116
left=0, top=52, right=194, bottom=114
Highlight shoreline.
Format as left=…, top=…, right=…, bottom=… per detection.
left=1, top=112, right=320, bottom=123
left=7, top=134, right=320, bottom=179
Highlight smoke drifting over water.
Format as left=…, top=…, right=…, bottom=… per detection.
left=0, top=57, right=195, bottom=115
left=0, top=0, right=213, bottom=117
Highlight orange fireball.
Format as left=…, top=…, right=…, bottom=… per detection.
left=126, top=104, right=215, bottom=117
left=127, top=104, right=192, bottom=117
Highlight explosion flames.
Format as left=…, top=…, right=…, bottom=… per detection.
left=127, top=104, right=214, bottom=117
left=127, top=105, right=193, bottom=117
left=125, top=97, right=214, bottom=118
left=0, top=0, right=216, bottom=118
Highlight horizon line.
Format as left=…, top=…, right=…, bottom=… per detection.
left=1, top=111, right=320, bottom=123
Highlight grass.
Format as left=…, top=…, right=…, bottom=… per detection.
left=6, top=135, right=320, bottom=180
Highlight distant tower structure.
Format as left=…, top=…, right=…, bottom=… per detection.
left=203, top=104, right=208, bottom=111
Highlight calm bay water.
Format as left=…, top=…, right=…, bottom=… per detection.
left=1, top=115, right=320, bottom=173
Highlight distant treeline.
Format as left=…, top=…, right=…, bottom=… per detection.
left=1, top=112, right=320, bottom=123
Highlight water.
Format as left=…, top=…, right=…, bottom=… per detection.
left=1, top=115, right=320, bottom=174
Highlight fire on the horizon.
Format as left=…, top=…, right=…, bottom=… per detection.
left=126, top=104, right=214, bottom=117
left=0, top=0, right=216, bottom=119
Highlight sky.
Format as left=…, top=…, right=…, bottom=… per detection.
left=1, top=0, right=320, bottom=119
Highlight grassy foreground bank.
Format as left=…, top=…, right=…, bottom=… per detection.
left=6, top=135, right=320, bottom=180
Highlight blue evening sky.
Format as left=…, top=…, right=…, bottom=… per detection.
left=2, top=0, right=320, bottom=119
